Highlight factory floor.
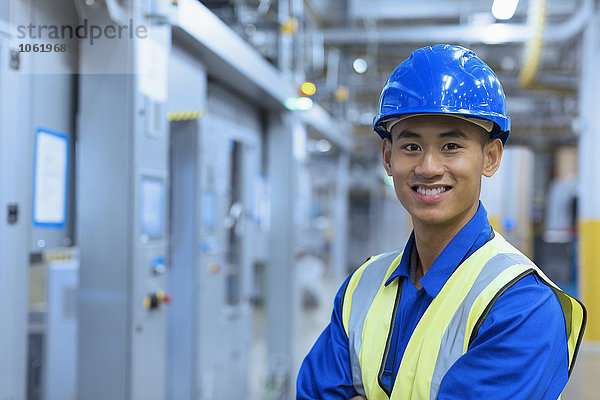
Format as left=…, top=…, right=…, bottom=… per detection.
left=563, top=343, right=600, bottom=399
left=250, top=273, right=339, bottom=400
left=249, top=274, right=599, bottom=399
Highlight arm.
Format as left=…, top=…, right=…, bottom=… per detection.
left=297, top=276, right=358, bottom=400
left=438, top=274, right=569, bottom=400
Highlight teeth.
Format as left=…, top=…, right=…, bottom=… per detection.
left=416, top=186, right=447, bottom=196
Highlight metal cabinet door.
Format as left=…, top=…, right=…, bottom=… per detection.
left=168, top=81, right=262, bottom=400
left=196, top=111, right=260, bottom=400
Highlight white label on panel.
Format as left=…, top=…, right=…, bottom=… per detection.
left=140, top=177, right=164, bottom=238
left=33, top=129, right=68, bottom=227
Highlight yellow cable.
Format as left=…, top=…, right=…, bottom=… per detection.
left=519, top=0, right=547, bottom=88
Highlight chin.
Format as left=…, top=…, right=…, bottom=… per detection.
left=410, top=202, right=479, bottom=229
left=411, top=211, right=455, bottom=227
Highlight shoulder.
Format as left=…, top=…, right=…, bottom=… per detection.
left=339, top=250, right=403, bottom=331
left=477, top=272, right=566, bottom=341
left=495, top=273, right=563, bottom=313
left=339, top=253, right=384, bottom=311
left=442, top=272, right=569, bottom=399
left=484, top=233, right=565, bottom=323
left=346, top=250, right=402, bottom=289
left=469, top=234, right=568, bottom=345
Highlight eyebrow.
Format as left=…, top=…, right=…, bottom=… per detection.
left=395, top=130, right=421, bottom=140
left=395, top=129, right=468, bottom=140
left=439, top=130, right=469, bottom=140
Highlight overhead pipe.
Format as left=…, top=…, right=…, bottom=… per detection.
left=292, top=0, right=306, bottom=83
left=303, top=0, right=325, bottom=28
left=543, top=0, right=593, bottom=42
left=278, top=0, right=294, bottom=78
left=518, top=0, right=593, bottom=92
left=319, top=0, right=593, bottom=45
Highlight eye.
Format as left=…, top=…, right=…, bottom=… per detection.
left=443, top=143, right=461, bottom=150
left=402, top=143, right=421, bottom=151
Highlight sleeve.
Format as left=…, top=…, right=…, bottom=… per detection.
left=296, top=275, right=358, bottom=400
left=437, top=274, right=569, bottom=400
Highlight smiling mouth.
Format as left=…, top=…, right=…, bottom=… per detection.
left=412, top=186, right=451, bottom=196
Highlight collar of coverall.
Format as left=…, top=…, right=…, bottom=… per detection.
left=385, top=113, right=494, bottom=134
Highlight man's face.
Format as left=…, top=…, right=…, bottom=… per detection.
left=382, top=115, right=502, bottom=230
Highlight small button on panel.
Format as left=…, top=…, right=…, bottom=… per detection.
left=143, top=290, right=172, bottom=310
left=151, top=256, right=167, bottom=275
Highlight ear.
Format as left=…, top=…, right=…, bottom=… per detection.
left=482, top=138, right=503, bottom=177
left=382, top=138, right=393, bottom=175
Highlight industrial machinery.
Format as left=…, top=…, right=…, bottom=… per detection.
left=167, top=52, right=262, bottom=398
left=76, top=2, right=172, bottom=398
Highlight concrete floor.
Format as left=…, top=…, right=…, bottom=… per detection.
left=562, top=343, right=600, bottom=400
left=250, top=274, right=338, bottom=400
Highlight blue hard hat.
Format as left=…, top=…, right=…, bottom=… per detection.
left=373, top=44, right=511, bottom=144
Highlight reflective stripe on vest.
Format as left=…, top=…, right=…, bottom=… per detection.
left=342, top=232, right=586, bottom=400
left=344, top=250, right=403, bottom=396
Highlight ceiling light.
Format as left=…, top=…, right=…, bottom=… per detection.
left=284, top=97, right=313, bottom=111
left=315, top=139, right=331, bottom=153
left=353, top=58, right=368, bottom=74
left=301, top=81, right=316, bottom=96
left=492, top=0, right=520, bottom=20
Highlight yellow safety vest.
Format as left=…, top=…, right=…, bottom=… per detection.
left=342, top=232, right=586, bottom=400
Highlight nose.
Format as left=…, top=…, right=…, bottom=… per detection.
left=414, top=149, right=445, bottom=178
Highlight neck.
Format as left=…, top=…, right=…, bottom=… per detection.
left=412, top=202, right=479, bottom=276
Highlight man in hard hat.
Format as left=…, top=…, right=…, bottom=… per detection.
left=296, top=44, right=586, bottom=400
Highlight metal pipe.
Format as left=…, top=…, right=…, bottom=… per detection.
left=319, top=0, right=593, bottom=45
left=544, top=0, right=593, bottom=42
left=278, top=0, right=293, bottom=74
left=303, top=0, right=324, bottom=28
left=292, top=0, right=305, bottom=82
